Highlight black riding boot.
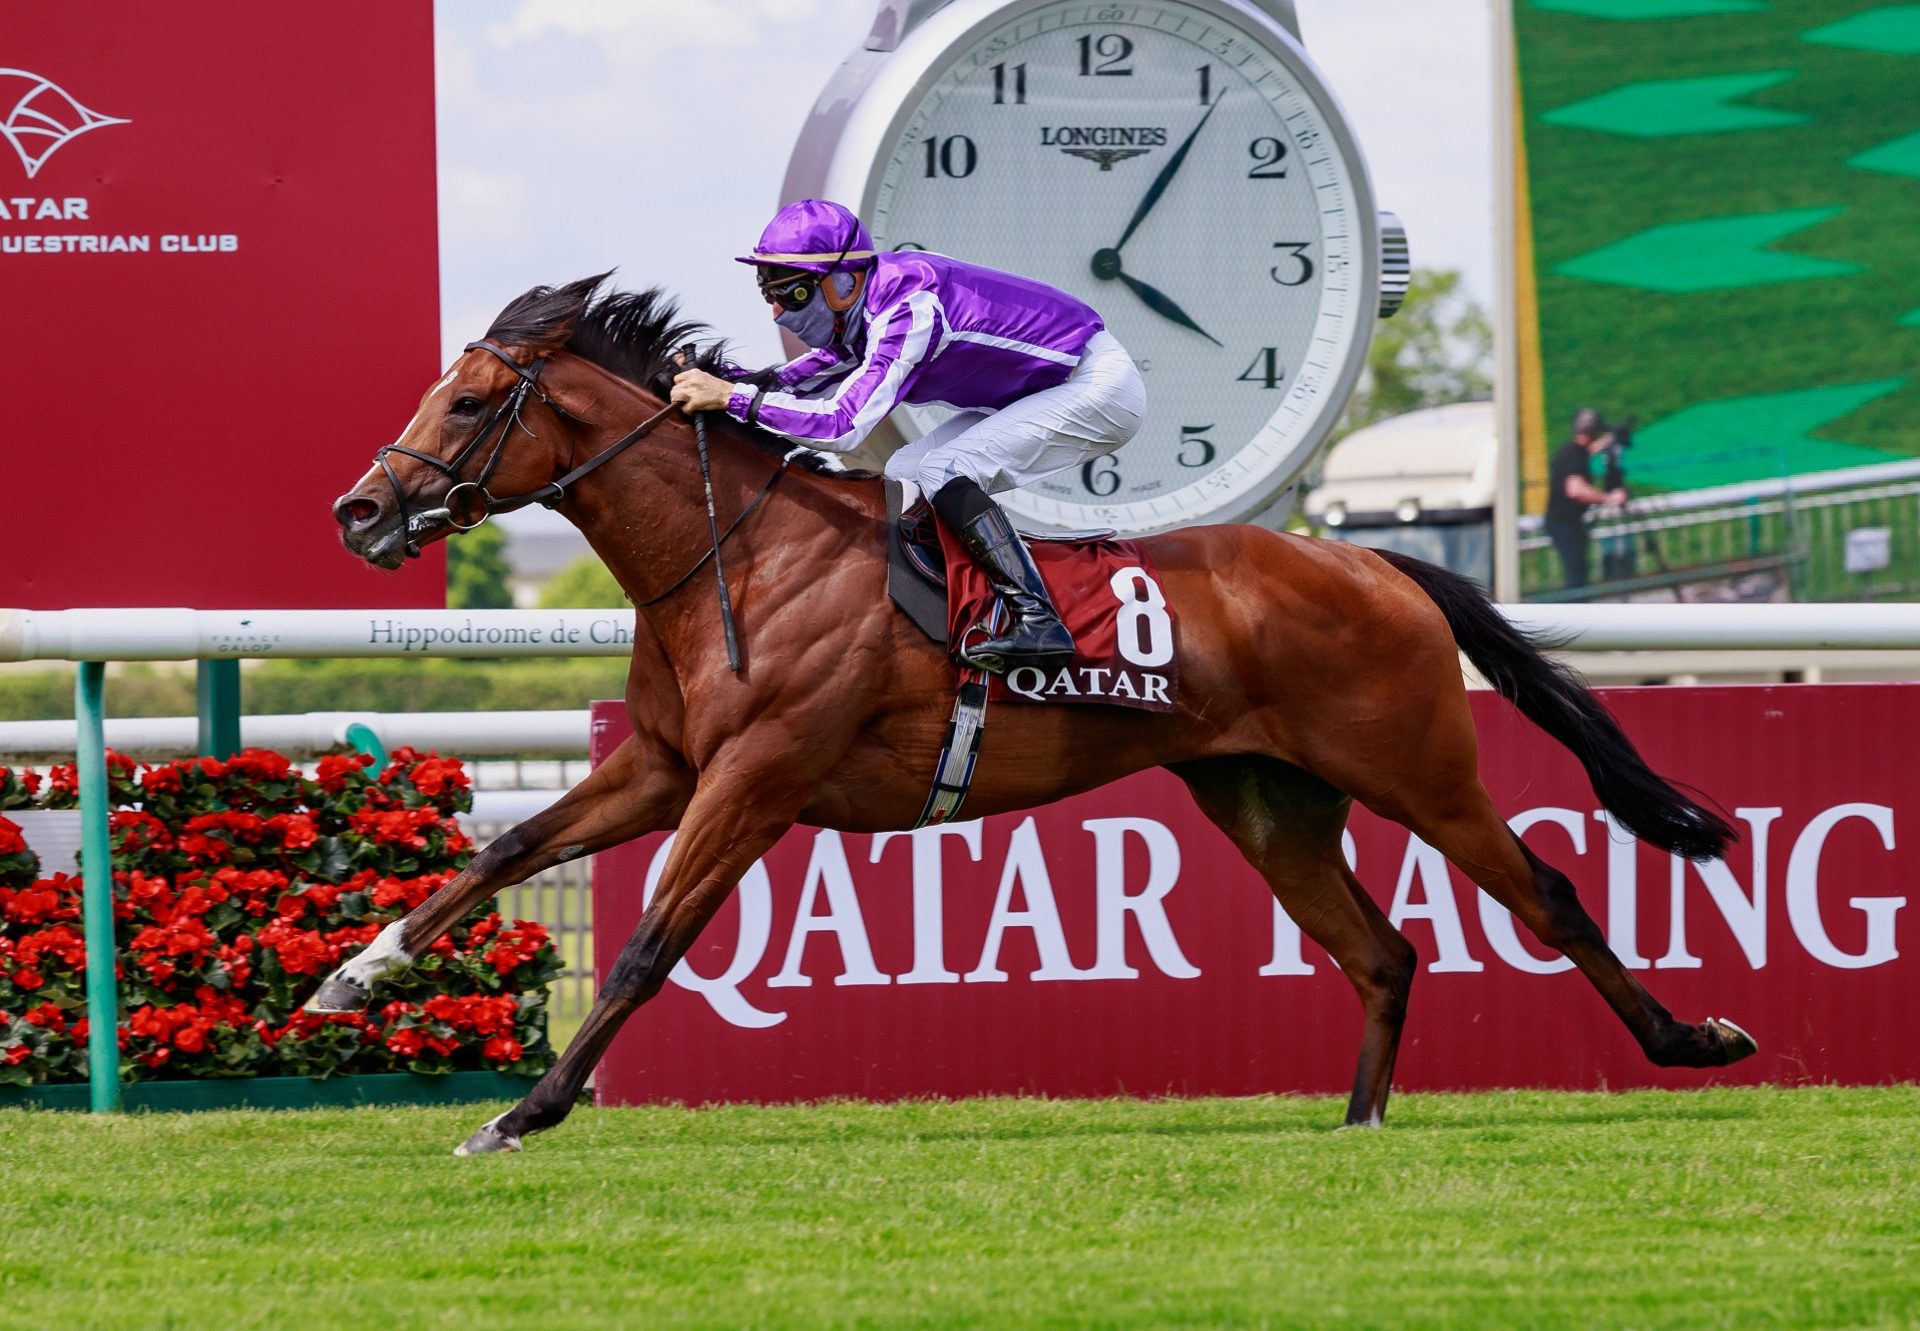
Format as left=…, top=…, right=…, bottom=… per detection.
left=932, top=478, right=1075, bottom=673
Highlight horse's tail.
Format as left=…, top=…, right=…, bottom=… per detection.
left=1371, top=548, right=1736, bottom=862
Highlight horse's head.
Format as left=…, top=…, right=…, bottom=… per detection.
left=333, top=275, right=607, bottom=569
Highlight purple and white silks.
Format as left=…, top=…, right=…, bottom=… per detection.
left=724, top=250, right=1108, bottom=454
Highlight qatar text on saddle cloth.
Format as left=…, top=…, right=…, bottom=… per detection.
left=938, top=528, right=1180, bottom=713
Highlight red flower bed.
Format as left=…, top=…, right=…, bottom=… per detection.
left=0, top=748, right=558, bottom=1087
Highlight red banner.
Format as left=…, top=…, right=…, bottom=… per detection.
left=3, top=4, right=441, bottom=608
left=592, top=685, right=1919, bottom=1104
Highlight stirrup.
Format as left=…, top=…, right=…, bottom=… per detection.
left=959, top=612, right=1074, bottom=674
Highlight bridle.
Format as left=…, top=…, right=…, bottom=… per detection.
left=366, top=340, right=788, bottom=670
left=371, top=339, right=678, bottom=558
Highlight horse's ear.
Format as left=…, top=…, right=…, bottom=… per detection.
left=534, top=271, right=612, bottom=350
left=485, top=270, right=614, bottom=355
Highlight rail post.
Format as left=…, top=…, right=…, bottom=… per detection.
left=196, top=658, right=242, bottom=758
left=343, top=721, right=389, bottom=765
left=76, top=661, right=122, bottom=1112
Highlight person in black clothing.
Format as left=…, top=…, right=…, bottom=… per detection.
left=1543, top=407, right=1626, bottom=589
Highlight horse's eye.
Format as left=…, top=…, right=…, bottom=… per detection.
left=451, top=396, right=483, bottom=416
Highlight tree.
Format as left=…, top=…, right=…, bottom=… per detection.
left=1335, top=267, right=1493, bottom=438
left=445, top=524, right=512, bottom=609
left=537, top=553, right=626, bottom=609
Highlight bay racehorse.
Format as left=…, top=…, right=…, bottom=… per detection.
left=320, top=275, right=1754, bottom=1155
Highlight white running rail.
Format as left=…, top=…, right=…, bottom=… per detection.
left=7, top=604, right=1920, bottom=661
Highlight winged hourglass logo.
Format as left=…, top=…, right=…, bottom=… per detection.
left=0, top=68, right=129, bottom=179
left=1060, top=147, right=1151, bottom=172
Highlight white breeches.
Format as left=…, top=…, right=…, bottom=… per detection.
left=884, top=330, right=1145, bottom=497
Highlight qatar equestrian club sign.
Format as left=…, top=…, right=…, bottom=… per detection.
left=593, top=685, right=1919, bottom=1103
left=3, top=4, right=440, bottom=610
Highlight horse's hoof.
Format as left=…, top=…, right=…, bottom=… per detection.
left=453, top=1114, right=522, bottom=1157
left=1707, top=1016, right=1758, bottom=1064
left=303, top=974, right=371, bottom=1014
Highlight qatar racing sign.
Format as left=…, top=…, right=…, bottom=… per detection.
left=592, top=685, right=1918, bottom=1103
left=3, top=5, right=440, bottom=610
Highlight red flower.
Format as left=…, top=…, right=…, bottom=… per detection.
left=314, top=753, right=374, bottom=793
left=385, top=1027, right=426, bottom=1057
left=2, top=886, right=64, bottom=926
left=408, top=757, right=469, bottom=797
left=12, top=967, right=44, bottom=990
left=23, top=1003, right=67, bottom=1033
left=482, top=1035, right=524, bottom=1064
left=264, top=813, right=317, bottom=850
left=256, top=921, right=336, bottom=977
left=126, top=871, right=172, bottom=914
left=349, top=806, right=441, bottom=849
left=3, top=1044, right=31, bottom=1066
left=141, top=764, right=184, bottom=795
left=0, top=820, right=26, bottom=856
left=226, top=749, right=293, bottom=782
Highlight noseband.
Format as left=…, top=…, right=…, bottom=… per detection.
left=370, top=339, right=677, bottom=559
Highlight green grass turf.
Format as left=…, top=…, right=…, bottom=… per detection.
left=2, top=1086, right=1917, bottom=1329
left=1516, top=0, right=1920, bottom=487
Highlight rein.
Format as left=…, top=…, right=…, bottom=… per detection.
left=633, top=454, right=789, bottom=608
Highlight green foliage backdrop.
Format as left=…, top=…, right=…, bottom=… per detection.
left=1516, top=0, right=1920, bottom=493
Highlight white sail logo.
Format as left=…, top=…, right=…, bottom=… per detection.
left=0, top=69, right=129, bottom=179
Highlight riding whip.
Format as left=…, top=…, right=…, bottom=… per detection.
left=684, top=343, right=743, bottom=672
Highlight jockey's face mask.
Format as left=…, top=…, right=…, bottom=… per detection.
left=768, top=270, right=864, bottom=349
left=758, top=228, right=868, bottom=349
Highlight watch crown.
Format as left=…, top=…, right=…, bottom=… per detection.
left=1378, top=211, right=1410, bottom=319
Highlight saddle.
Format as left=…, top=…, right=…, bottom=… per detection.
left=886, top=478, right=1179, bottom=825
left=884, top=477, right=1179, bottom=715
left=883, top=478, right=1111, bottom=646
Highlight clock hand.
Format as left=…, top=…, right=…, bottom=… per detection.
left=1115, top=270, right=1223, bottom=347
left=1112, top=92, right=1224, bottom=255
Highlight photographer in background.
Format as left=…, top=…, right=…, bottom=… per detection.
left=1544, top=407, right=1628, bottom=590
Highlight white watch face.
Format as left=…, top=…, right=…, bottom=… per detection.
left=864, top=0, right=1370, bottom=533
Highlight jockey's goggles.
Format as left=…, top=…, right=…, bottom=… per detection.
left=757, top=271, right=818, bottom=310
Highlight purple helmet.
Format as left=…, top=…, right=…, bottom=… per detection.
left=735, top=199, right=875, bottom=274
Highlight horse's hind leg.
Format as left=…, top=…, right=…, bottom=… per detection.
left=1175, top=757, right=1417, bottom=1128
left=1371, top=771, right=1754, bottom=1070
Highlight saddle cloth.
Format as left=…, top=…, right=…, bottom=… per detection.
left=908, top=507, right=1181, bottom=716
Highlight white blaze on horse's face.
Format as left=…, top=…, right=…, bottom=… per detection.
left=400, top=367, right=462, bottom=446
left=343, top=367, right=461, bottom=499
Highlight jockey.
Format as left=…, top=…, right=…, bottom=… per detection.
left=669, top=198, right=1145, bottom=673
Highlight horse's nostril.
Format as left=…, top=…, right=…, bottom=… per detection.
left=334, top=496, right=382, bottom=529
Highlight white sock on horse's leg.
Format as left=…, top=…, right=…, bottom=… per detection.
left=338, top=920, right=415, bottom=988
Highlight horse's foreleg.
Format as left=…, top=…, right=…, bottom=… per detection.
left=1174, top=757, right=1417, bottom=1128
left=305, top=736, right=691, bottom=1013
left=455, top=772, right=800, bottom=1155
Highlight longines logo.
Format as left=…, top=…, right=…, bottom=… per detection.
left=1041, top=125, right=1167, bottom=171
left=0, top=68, right=129, bottom=179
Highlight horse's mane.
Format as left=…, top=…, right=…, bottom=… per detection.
left=484, top=272, right=874, bottom=480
